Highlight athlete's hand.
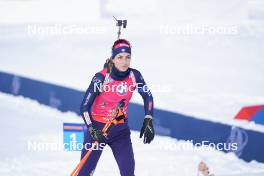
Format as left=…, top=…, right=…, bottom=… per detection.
left=140, top=115, right=155, bottom=144
left=88, top=125, right=105, bottom=143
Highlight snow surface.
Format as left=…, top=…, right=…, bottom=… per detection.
left=1, top=92, right=264, bottom=176
left=0, top=1, right=264, bottom=175
left=0, top=0, right=264, bottom=130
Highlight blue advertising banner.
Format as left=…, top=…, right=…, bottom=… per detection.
left=1, top=71, right=264, bottom=163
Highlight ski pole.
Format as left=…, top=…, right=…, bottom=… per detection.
left=70, top=141, right=98, bottom=176
left=70, top=99, right=126, bottom=176
left=70, top=114, right=123, bottom=176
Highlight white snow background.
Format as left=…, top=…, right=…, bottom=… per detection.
left=0, top=0, right=264, bottom=175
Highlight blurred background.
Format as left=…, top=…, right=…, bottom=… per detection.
left=0, top=0, right=264, bottom=175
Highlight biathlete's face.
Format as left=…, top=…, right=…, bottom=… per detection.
left=112, top=52, right=131, bottom=72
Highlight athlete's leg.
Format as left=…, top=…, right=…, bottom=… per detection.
left=78, top=132, right=105, bottom=176
left=108, top=130, right=135, bottom=176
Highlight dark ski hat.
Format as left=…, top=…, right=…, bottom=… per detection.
left=112, top=39, right=131, bottom=59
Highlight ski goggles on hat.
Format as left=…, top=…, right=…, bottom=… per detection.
left=112, top=43, right=131, bottom=58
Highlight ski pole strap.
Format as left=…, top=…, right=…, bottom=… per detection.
left=101, top=106, right=127, bottom=136
left=102, top=114, right=127, bottom=136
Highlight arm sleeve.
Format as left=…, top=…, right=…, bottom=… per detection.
left=80, top=73, right=105, bottom=127
left=133, top=69, right=154, bottom=116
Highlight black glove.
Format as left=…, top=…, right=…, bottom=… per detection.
left=88, top=125, right=105, bottom=143
left=140, top=115, right=155, bottom=144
